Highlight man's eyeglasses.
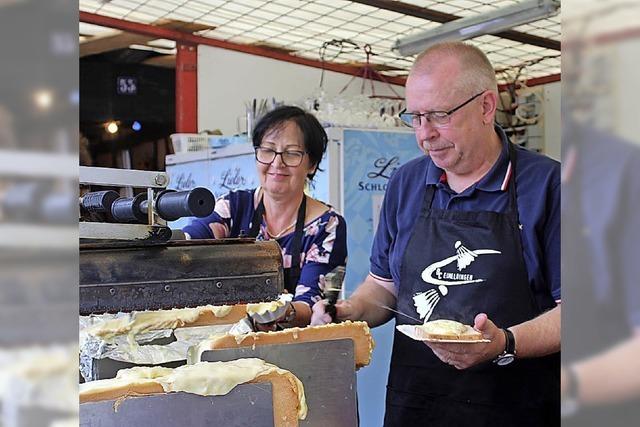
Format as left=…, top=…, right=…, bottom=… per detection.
left=255, top=147, right=306, bottom=167
left=399, top=91, right=486, bottom=129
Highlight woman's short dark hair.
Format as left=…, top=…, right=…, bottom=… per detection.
left=252, top=105, right=327, bottom=180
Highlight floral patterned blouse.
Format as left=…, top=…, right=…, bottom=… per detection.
left=182, top=188, right=348, bottom=307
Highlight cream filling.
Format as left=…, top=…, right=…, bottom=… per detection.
left=245, top=294, right=293, bottom=317
left=84, top=305, right=234, bottom=344
left=418, top=319, right=468, bottom=336
left=80, top=359, right=307, bottom=420
left=245, top=300, right=284, bottom=316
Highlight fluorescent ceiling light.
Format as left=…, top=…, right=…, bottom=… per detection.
left=392, top=0, right=560, bottom=56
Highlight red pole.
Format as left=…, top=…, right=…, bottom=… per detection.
left=175, top=43, right=197, bottom=133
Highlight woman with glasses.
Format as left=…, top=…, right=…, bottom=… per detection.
left=183, top=105, right=347, bottom=329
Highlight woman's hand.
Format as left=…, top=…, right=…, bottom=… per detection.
left=310, top=300, right=332, bottom=326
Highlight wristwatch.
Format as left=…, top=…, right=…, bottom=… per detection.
left=493, top=328, right=516, bottom=366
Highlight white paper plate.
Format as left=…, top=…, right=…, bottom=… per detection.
left=396, top=324, right=490, bottom=343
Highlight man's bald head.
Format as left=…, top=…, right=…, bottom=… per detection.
left=409, top=42, right=498, bottom=96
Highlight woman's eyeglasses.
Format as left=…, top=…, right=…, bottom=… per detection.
left=255, top=147, right=306, bottom=167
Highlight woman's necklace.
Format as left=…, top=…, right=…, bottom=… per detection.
left=265, top=218, right=297, bottom=239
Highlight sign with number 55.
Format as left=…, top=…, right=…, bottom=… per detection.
left=116, top=77, right=137, bottom=95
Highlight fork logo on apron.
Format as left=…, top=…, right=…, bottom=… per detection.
left=413, top=240, right=501, bottom=321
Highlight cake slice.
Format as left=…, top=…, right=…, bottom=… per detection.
left=193, top=321, right=374, bottom=369
left=80, top=359, right=306, bottom=427
left=416, top=319, right=483, bottom=341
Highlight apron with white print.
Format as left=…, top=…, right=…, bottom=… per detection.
left=384, top=143, right=559, bottom=427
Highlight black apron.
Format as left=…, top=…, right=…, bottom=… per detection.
left=248, top=195, right=306, bottom=294
left=384, top=143, right=560, bottom=427
left=562, top=144, right=637, bottom=426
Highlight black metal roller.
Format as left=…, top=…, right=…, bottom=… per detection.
left=154, top=187, right=215, bottom=221
left=110, top=193, right=147, bottom=223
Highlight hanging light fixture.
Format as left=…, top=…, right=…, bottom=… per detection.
left=392, top=0, right=560, bottom=57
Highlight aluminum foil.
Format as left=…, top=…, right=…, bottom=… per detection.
left=79, top=315, right=232, bottom=381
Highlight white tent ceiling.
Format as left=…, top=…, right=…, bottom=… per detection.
left=80, top=0, right=561, bottom=83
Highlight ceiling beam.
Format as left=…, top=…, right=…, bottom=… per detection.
left=81, top=32, right=156, bottom=57
left=79, top=11, right=559, bottom=88
left=79, top=11, right=408, bottom=86
left=142, top=54, right=176, bottom=68
left=349, top=0, right=561, bottom=51
left=80, top=19, right=214, bottom=58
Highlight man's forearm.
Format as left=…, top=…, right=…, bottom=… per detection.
left=510, top=305, right=561, bottom=358
left=345, top=276, right=396, bottom=327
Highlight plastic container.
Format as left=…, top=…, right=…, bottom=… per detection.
left=170, top=134, right=210, bottom=153
left=208, top=135, right=248, bottom=148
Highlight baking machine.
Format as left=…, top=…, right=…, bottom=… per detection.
left=79, top=167, right=360, bottom=426
left=79, top=166, right=284, bottom=377
left=79, top=166, right=284, bottom=314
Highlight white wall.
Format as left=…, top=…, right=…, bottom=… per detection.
left=197, top=45, right=561, bottom=159
left=543, top=81, right=561, bottom=160
left=197, top=45, right=405, bottom=135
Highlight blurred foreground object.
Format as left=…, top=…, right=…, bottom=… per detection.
left=562, top=1, right=640, bottom=425
left=0, top=0, right=79, bottom=426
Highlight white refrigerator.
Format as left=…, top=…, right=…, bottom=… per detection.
left=165, top=140, right=259, bottom=230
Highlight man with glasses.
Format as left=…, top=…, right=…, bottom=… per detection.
left=313, top=42, right=560, bottom=425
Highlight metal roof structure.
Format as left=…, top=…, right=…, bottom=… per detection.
left=80, top=0, right=561, bottom=85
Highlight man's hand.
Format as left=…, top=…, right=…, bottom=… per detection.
left=310, top=299, right=360, bottom=326
left=425, top=313, right=506, bottom=370
left=310, top=274, right=397, bottom=327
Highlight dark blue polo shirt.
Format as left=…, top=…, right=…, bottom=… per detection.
left=370, top=126, right=560, bottom=310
